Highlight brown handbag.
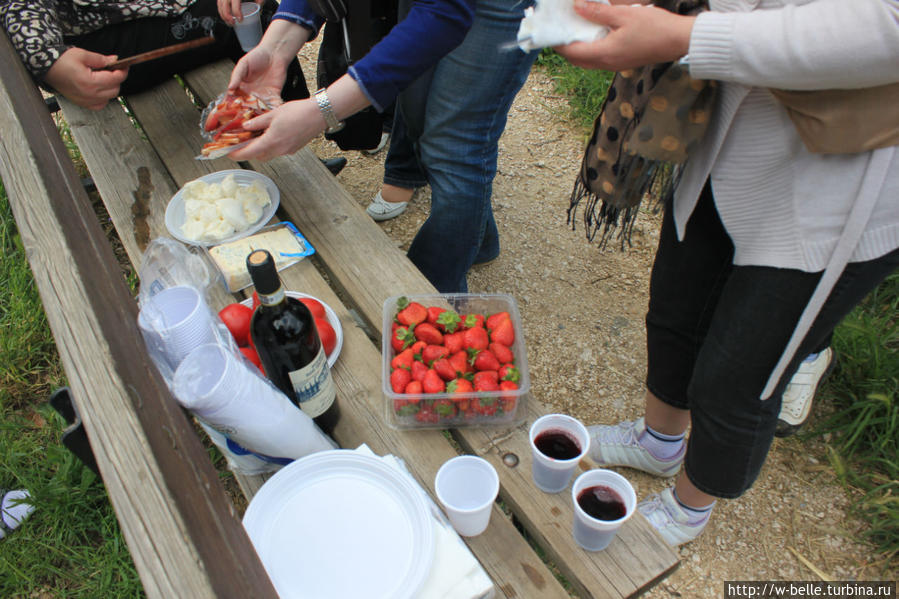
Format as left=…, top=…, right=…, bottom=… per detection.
left=770, top=82, right=899, bottom=154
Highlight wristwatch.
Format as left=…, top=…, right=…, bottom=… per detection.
left=314, top=88, right=345, bottom=134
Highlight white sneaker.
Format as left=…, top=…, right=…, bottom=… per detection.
left=638, top=487, right=709, bottom=546
left=0, top=489, right=35, bottom=540
left=363, top=131, right=390, bottom=155
left=776, top=347, right=835, bottom=437
left=588, top=417, right=684, bottom=477
left=365, top=190, right=408, bottom=221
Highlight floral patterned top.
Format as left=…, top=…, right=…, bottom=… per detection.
left=1, top=0, right=194, bottom=79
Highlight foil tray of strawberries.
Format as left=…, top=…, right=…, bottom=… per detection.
left=382, top=293, right=530, bottom=430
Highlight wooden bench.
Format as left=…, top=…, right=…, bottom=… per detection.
left=0, top=30, right=678, bottom=598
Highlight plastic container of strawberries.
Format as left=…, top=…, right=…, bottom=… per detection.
left=381, top=293, right=530, bottom=430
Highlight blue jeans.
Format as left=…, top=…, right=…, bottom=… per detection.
left=646, top=184, right=899, bottom=498
left=389, top=0, right=537, bottom=292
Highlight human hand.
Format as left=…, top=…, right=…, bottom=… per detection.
left=44, top=48, right=128, bottom=110
left=227, top=46, right=288, bottom=107
left=554, top=0, right=694, bottom=71
left=226, top=98, right=326, bottom=161
left=218, top=0, right=261, bottom=25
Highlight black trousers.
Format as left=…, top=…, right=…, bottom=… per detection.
left=70, top=0, right=309, bottom=101
left=645, top=183, right=899, bottom=497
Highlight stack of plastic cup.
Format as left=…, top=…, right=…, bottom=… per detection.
left=529, top=413, right=590, bottom=493
left=233, top=3, right=263, bottom=52
left=173, top=344, right=336, bottom=460
left=138, top=285, right=218, bottom=371
left=571, top=469, right=637, bottom=551
left=434, top=455, right=499, bottom=537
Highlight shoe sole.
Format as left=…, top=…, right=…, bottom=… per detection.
left=775, top=354, right=837, bottom=438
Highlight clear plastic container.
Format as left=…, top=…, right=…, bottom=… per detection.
left=382, top=293, right=530, bottom=430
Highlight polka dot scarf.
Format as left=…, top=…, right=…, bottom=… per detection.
left=568, top=0, right=715, bottom=249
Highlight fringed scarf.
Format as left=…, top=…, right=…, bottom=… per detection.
left=568, top=0, right=715, bottom=249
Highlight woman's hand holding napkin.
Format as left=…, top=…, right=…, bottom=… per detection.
left=516, top=0, right=611, bottom=52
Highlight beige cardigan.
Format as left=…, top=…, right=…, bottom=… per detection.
left=675, top=0, right=899, bottom=397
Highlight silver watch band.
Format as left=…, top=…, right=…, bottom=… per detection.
left=314, top=88, right=345, bottom=134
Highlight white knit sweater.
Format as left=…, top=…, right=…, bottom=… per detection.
left=674, top=0, right=899, bottom=397
left=676, top=0, right=899, bottom=270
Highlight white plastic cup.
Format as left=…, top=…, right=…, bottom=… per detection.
left=571, top=469, right=636, bottom=551
left=233, top=3, right=263, bottom=52
left=173, top=344, right=336, bottom=460
left=138, top=285, right=217, bottom=370
left=434, top=456, right=499, bottom=537
left=529, top=414, right=590, bottom=493
left=0, top=490, right=35, bottom=540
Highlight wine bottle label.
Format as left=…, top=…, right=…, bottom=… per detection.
left=287, top=346, right=336, bottom=418
left=258, top=287, right=285, bottom=306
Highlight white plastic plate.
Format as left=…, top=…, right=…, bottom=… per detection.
left=165, top=169, right=280, bottom=247
left=242, top=450, right=435, bottom=599
left=240, top=292, right=342, bottom=368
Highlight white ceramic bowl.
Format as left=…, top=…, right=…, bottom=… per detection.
left=165, top=169, right=280, bottom=247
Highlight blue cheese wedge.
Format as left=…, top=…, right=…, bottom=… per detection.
left=209, top=226, right=308, bottom=290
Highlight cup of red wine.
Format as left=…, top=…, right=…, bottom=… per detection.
left=528, top=414, right=590, bottom=493
left=571, top=469, right=636, bottom=551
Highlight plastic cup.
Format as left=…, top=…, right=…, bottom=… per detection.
left=571, top=469, right=636, bottom=551
left=434, top=456, right=499, bottom=537
left=233, top=3, right=263, bottom=52
left=529, top=414, right=590, bottom=493
left=138, top=285, right=217, bottom=370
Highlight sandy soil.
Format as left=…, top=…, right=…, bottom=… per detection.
left=299, top=44, right=896, bottom=596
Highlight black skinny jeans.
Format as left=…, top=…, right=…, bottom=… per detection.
left=645, top=183, right=899, bottom=498
left=70, top=0, right=308, bottom=101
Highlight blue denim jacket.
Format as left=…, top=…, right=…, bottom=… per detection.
left=275, top=0, right=474, bottom=111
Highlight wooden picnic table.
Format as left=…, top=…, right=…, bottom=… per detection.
left=0, top=32, right=678, bottom=599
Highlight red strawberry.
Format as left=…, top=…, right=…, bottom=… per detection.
left=414, top=322, right=444, bottom=345
left=422, top=344, right=449, bottom=365
left=394, top=398, right=420, bottom=416
left=490, top=318, right=515, bottom=346
left=426, top=306, right=446, bottom=327
left=410, top=340, right=428, bottom=359
left=472, top=397, right=498, bottom=416
left=391, top=326, right=415, bottom=353
left=433, top=398, right=456, bottom=418
left=449, top=350, right=471, bottom=376
left=473, top=370, right=500, bottom=392
left=390, top=368, right=411, bottom=393
left=489, top=342, right=514, bottom=365
left=447, top=378, right=473, bottom=393
left=499, top=380, right=519, bottom=412
left=434, top=358, right=457, bottom=381
left=415, top=402, right=439, bottom=423
left=422, top=369, right=446, bottom=393
left=462, top=313, right=485, bottom=330
left=498, top=363, right=520, bottom=383
left=405, top=380, right=424, bottom=396
left=486, top=311, right=511, bottom=331
left=472, top=349, right=501, bottom=371
left=410, top=360, right=429, bottom=382
left=463, top=326, right=489, bottom=351
left=390, top=348, right=414, bottom=370
left=396, top=298, right=428, bottom=327
left=436, top=310, right=462, bottom=333
left=443, top=331, right=465, bottom=354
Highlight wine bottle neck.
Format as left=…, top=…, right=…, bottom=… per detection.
left=257, top=286, right=286, bottom=307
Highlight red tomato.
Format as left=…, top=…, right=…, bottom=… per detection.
left=218, top=303, right=253, bottom=346
left=315, top=317, right=337, bottom=357
left=300, top=297, right=327, bottom=320
left=239, top=346, right=263, bottom=373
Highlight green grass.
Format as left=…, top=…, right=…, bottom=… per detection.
left=536, top=49, right=614, bottom=135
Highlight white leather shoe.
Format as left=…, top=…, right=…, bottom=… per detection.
left=588, top=418, right=684, bottom=477
left=366, top=191, right=408, bottom=221
left=776, top=347, right=835, bottom=437
left=638, top=488, right=709, bottom=546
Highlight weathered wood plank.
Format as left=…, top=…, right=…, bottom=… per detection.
left=0, top=34, right=277, bottom=599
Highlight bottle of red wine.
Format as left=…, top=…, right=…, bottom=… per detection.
left=246, top=249, right=339, bottom=436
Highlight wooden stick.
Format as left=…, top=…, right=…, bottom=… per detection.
left=101, top=36, right=216, bottom=70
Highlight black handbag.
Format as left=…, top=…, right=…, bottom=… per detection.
left=314, top=0, right=397, bottom=151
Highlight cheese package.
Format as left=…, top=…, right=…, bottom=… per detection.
left=207, top=222, right=315, bottom=291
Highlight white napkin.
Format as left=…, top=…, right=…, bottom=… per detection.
left=354, top=445, right=495, bottom=599
left=516, top=0, right=610, bottom=52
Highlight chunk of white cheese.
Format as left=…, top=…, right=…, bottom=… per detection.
left=179, top=174, right=271, bottom=242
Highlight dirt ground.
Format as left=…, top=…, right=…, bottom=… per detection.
left=299, top=45, right=895, bottom=596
